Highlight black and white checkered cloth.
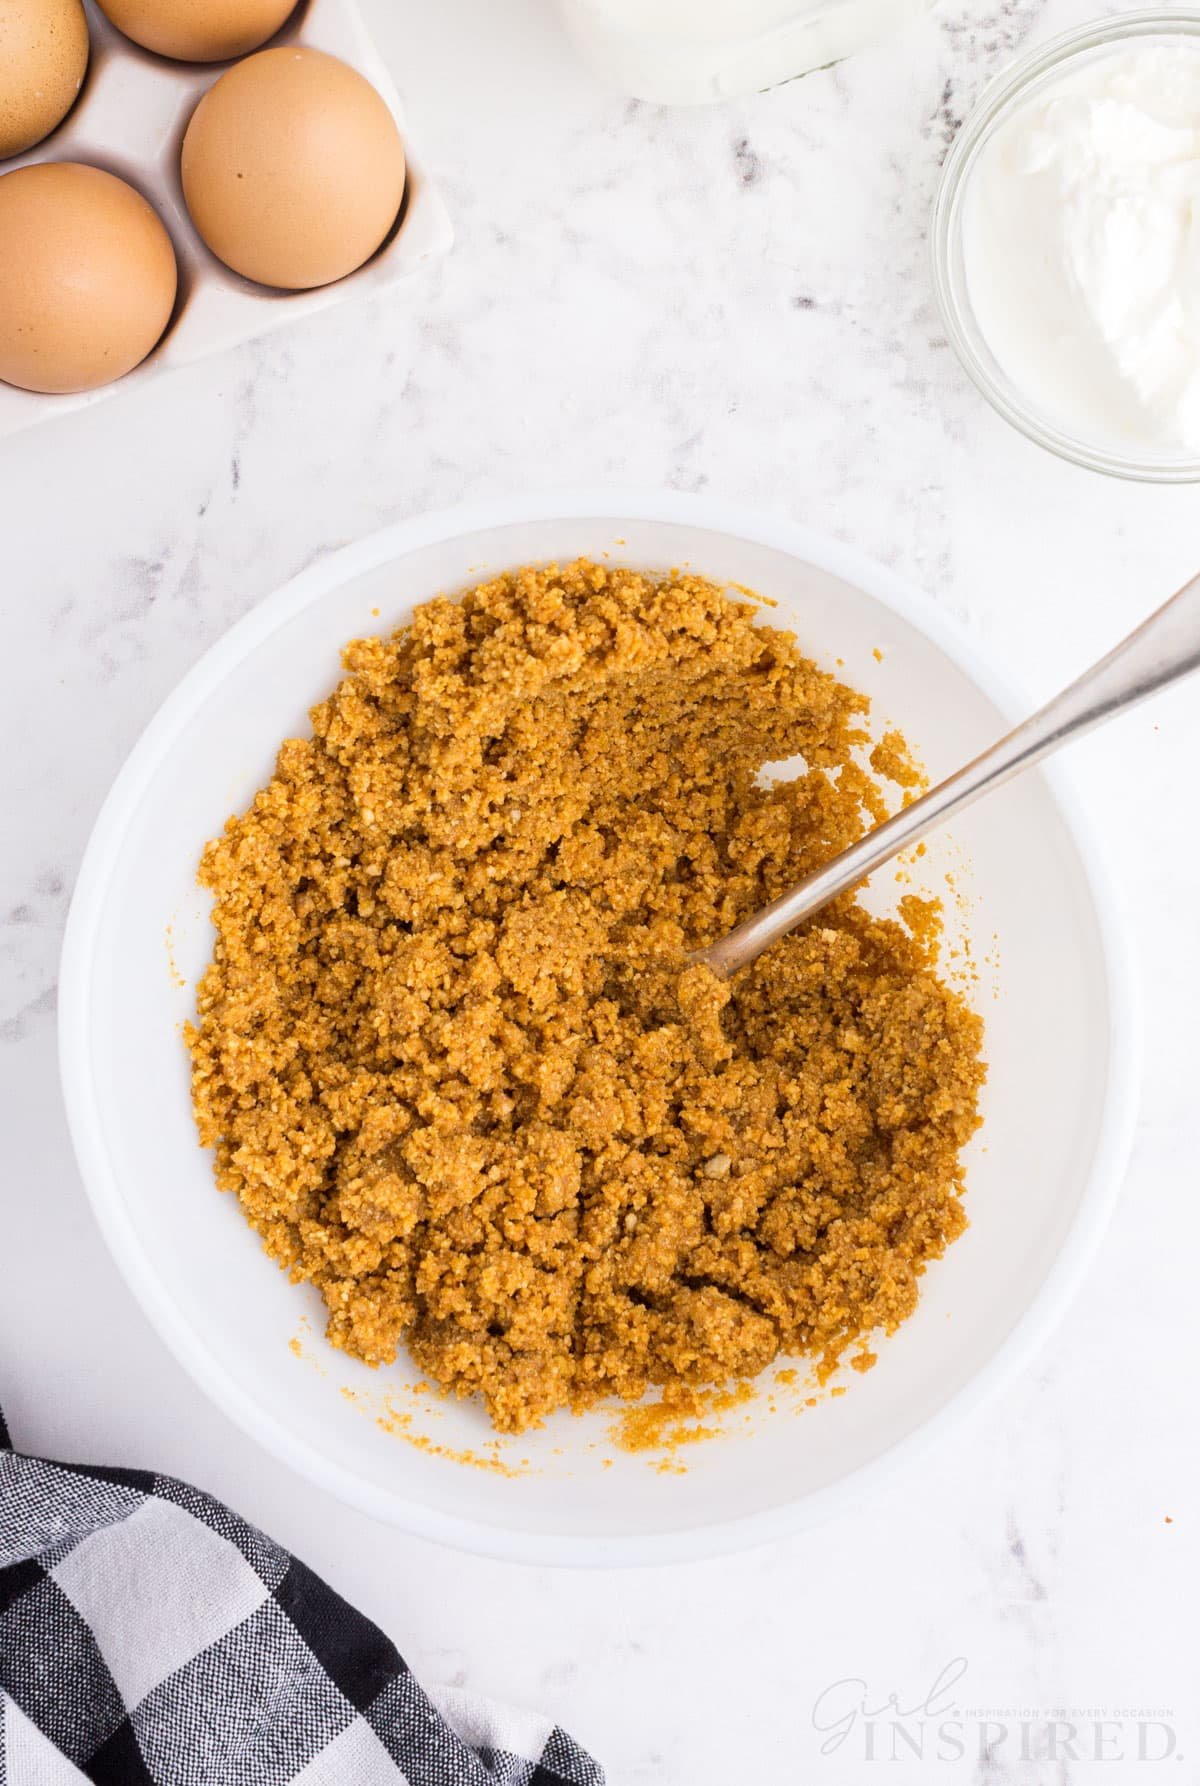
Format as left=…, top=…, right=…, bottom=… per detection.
left=0, top=1406, right=602, bottom=1785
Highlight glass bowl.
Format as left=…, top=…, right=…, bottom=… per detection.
left=931, top=10, right=1200, bottom=483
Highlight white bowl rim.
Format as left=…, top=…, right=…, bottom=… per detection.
left=58, top=491, right=1142, bottom=1567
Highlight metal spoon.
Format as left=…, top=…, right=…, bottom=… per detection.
left=693, top=566, right=1200, bottom=981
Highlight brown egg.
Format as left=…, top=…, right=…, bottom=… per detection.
left=181, top=47, right=405, bottom=291
left=94, top=0, right=298, bottom=63
left=0, top=163, right=177, bottom=393
left=0, top=0, right=89, bottom=160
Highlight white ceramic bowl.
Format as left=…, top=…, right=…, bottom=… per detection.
left=59, top=495, right=1139, bottom=1566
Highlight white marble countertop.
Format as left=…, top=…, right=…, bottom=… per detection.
left=3, top=0, right=1199, bottom=1779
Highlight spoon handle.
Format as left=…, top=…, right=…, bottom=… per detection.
left=695, top=566, right=1200, bottom=980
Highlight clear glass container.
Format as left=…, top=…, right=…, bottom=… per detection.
left=557, top=0, right=937, bottom=105
left=931, top=10, right=1200, bottom=484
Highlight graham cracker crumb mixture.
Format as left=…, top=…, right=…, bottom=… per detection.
left=611, top=1379, right=757, bottom=1455
left=187, top=561, right=985, bottom=1434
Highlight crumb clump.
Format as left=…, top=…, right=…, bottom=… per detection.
left=869, top=727, right=924, bottom=790
left=187, top=561, right=985, bottom=1433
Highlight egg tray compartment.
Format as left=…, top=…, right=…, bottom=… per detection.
left=0, top=0, right=452, bottom=437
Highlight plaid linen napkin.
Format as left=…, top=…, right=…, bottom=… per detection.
left=0, top=1407, right=602, bottom=1785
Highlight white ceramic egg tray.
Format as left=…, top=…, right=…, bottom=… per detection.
left=0, top=0, right=452, bottom=438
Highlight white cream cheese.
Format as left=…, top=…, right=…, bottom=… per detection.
left=963, top=43, right=1200, bottom=456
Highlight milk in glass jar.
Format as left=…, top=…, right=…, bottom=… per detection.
left=556, top=0, right=933, bottom=103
